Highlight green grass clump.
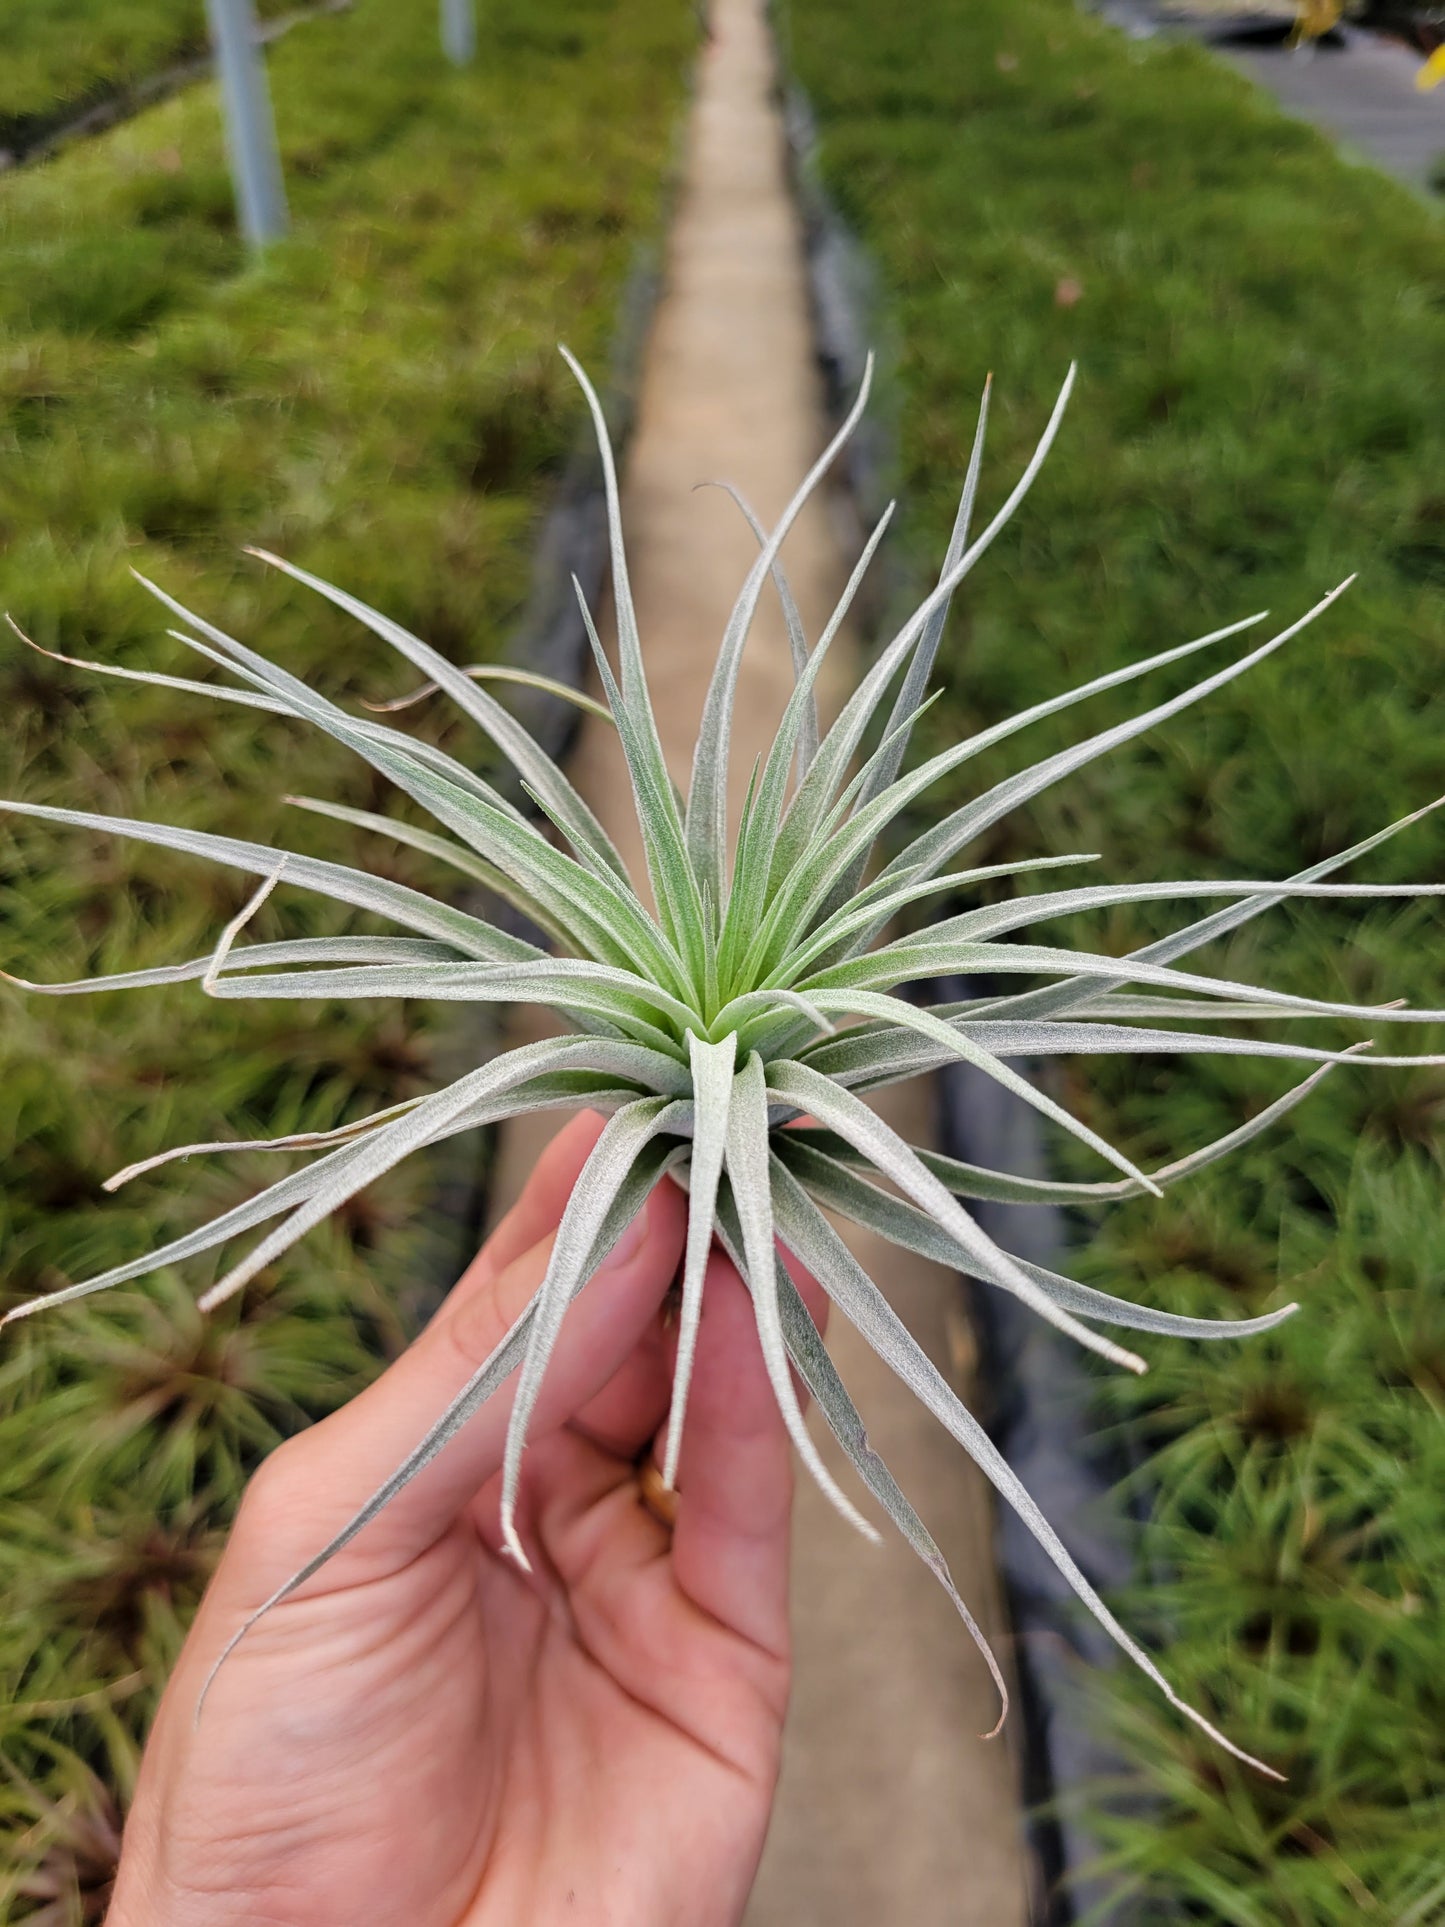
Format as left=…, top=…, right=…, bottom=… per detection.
left=784, top=0, right=1443, bottom=1916
left=0, top=0, right=691, bottom=1912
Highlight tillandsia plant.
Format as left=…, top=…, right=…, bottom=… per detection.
left=4, top=351, right=1443, bottom=1777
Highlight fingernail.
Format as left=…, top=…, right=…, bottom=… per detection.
left=604, top=1204, right=651, bottom=1269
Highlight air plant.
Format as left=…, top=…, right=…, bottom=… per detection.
left=4, top=352, right=1442, bottom=1775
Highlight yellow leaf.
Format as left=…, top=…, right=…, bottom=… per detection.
left=1293, top=0, right=1342, bottom=41
left=1418, top=45, right=1445, bottom=92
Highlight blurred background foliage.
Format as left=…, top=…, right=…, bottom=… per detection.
left=783, top=0, right=1443, bottom=1917
left=0, top=0, right=691, bottom=1915
left=3, top=0, right=300, bottom=152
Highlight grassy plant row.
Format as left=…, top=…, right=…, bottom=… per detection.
left=2, top=0, right=302, bottom=146
left=0, top=0, right=691, bottom=1911
left=783, top=0, right=1443, bottom=1918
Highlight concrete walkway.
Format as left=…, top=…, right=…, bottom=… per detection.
left=1098, top=2, right=1445, bottom=194
left=486, top=0, right=1029, bottom=1918
left=1221, top=29, right=1445, bottom=194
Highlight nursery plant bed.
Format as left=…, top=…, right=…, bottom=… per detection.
left=0, top=0, right=691, bottom=1912
left=1, top=0, right=357, bottom=175
left=0, top=0, right=305, bottom=164
left=782, top=0, right=1444, bottom=1917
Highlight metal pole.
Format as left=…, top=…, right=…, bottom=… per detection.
left=440, top=0, right=476, bottom=66
left=205, top=0, right=289, bottom=248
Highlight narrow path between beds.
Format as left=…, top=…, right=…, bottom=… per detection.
left=486, top=4, right=1029, bottom=1916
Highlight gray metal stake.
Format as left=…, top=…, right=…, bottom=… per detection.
left=206, top=0, right=289, bottom=247
left=441, top=0, right=477, bottom=66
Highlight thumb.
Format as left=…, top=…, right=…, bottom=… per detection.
left=234, top=1168, right=687, bottom=1593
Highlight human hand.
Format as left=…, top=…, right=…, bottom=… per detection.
left=109, top=1111, right=815, bottom=1927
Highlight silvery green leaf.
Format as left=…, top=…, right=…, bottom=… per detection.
left=1, top=936, right=461, bottom=999
left=153, top=598, right=541, bottom=842
left=499, top=1096, right=683, bottom=1566
left=881, top=581, right=1353, bottom=892
left=5, top=617, right=296, bottom=717
left=196, top=1056, right=679, bottom=1316
left=572, top=578, right=709, bottom=981
left=957, top=1022, right=1438, bottom=1066
left=781, top=593, right=1349, bottom=965
left=713, top=505, right=894, bottom=987
left=191, top=655, right=682, bottom=983
left=915, top=1052, right=1362, bottom=1203
left=559, top=350, right=693, bottom=923
left=778, top=851, right=1097, bottom=988
left=805, top=1048, right=1371, bottom=1210
left=282, top=794, right=573, bottom=943
left=778, top=606, right=1260, bottom=921
left=360, top=660, right=614, bottom=726
left=759, top=501, right=904, bottom=888
left=912, top=874, right=1445, bottom=949
left=686, top=356, right=874, bottom=895
left=1, top=1039, right=678, bottom=1329
left=854, top=376, right=991, bottom=814
left=197, top=956, right=701, bottom=1051
left=159, top=623, right=640, bottom=974
left=778, top=1135, right=1297, bottom=1339
left=0, top=798, right=528, bottom=961
left=700, top=480, right=819, bottom=777
left=710, top=1179, right=1006, bottom=1733
left=774, top=367, right=1107, bottom=880
left=807, top=935, right=1445, bottom=1032
left=559, top=352, right=665, bottom=728
left=804, top=987, right=1161, bottom=1191
left=725, top=1052, right=879, bottom=1539
left=193, top=1063, right=669, bottom=1318
left=233, top=550, right=628, bottom=883
left=971, top=797, right=1445, bottom=1029
left=767, top=1162, right=1280, bottom=1778
left=20, top=611, right=505, bottom=861
left=804, top=1013, right=1424, bottom=1090
left=103, top=1095, right=428, bottom=1192
left=789, top=1053, right=1363, bottom=1210
left=662, top=1031, right=738, bottom=1488
left=706, top=986, right=838, bottom=1053
left=765, top=1061, right=1148, bottom=1374
left=999, top=995, right=1390, bottom=1024
left=196, top=1138, right=682, bottom=1717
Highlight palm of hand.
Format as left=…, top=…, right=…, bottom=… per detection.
left=111, top=1116, right=803, bottom=1927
